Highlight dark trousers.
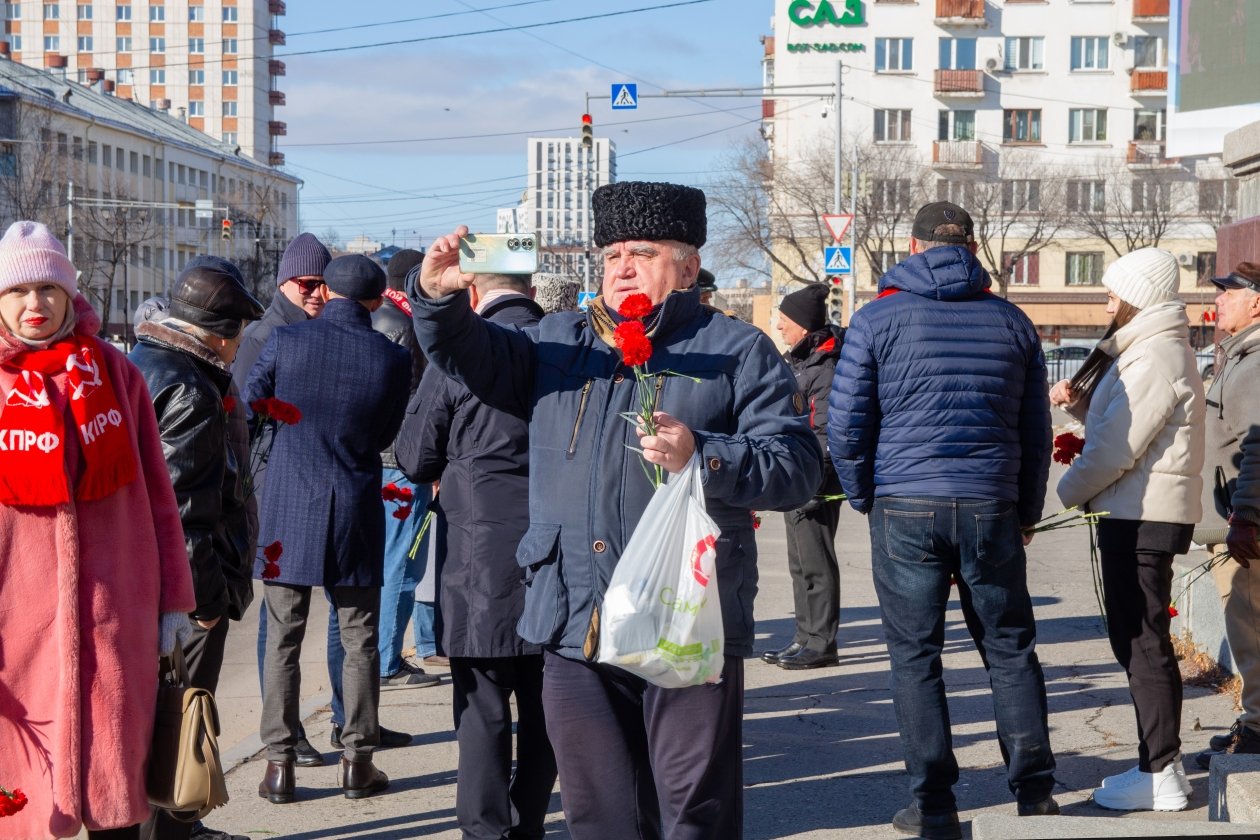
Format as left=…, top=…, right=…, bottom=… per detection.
left=140, top=618, right=230, bottom=840
left=1098, top=518, right=1193, bottom=773
left=261, top=583, right=380, bottom=762
left=450, top=655, right=557, bottom=840
left=785, top=500, right=842, bottom=651
left=541, top=651, right=744, bottom=840
left=89, top=828, right=140, bottom=840
left=869, top=497, right=1056, bottom=815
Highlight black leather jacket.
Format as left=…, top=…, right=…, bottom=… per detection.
left=130, top=321, right=254, bottom=621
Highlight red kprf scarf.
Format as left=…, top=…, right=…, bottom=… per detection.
left=0, top=336, right=136, bottom=505
left=383, top=288, right=412, bottom=317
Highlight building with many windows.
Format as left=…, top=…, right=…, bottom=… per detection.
left=1, top=0, right=286, bottom=166
left=762, top=0, right=1227, bottom=340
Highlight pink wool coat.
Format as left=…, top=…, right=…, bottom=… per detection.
left=0, top=296, right=196, bottom=838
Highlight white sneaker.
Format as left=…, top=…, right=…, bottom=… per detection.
left=1169, top=754, right=1193, bottom=797
left=1092, top=761, right=1189, bottom=811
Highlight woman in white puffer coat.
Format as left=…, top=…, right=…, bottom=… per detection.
left=1051, top=247, right=1205, bottom=813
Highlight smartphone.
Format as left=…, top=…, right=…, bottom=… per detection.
left=458, top=233, right=539, bottom=275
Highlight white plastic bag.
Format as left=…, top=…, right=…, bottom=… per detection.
left=597, top=454, right=724, bottom=688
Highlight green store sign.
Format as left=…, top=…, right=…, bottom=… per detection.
left=788, top=0, right=865, bottom=27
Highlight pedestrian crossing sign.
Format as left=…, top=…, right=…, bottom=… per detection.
left=824, top=246, right=852, bottom=275
left=611, top=83, right=638, bottom=110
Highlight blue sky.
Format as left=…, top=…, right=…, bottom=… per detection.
left=279, top=1, right=773, bottom=252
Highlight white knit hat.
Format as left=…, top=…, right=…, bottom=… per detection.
left=0, top=221, right=77, bottom=297
left=1101, top=248, right=1180, bottom=310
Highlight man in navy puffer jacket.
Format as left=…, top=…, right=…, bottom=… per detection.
left=828, top=202, right=1056, bottom=839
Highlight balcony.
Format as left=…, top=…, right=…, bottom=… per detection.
left=1127, top=140, right=1178, bottom=168
left=1130, top=69, right=1167, bottom=94
left=934, top=0, right=985, bottom=25
left=934, top=69, right=984, bottom=96
left=761, top=99, right=774, bottom=119
left=269, top=152, right=286, bottom=167
left=269, top=0, right=286, bottom=15
left=932, top=139, right=983, bottom=169
left=268, top=29, right=286, bottom=46
left=1133, top=0, right=1169, bottom=21
left=268, top=121, right=287, bottom=136
left=269, top=59, right=286, bottom=77
left=268, top=90, right=286, bottom=106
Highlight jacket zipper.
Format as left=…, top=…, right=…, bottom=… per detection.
left=653, top=375, right=665, bottom=412
left=568, top=378, right=594, bottom=457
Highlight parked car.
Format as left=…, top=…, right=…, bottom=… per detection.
left=1197, top=347, right=1218, bottom=380
left=1044, top=344, right=1092, bottom=383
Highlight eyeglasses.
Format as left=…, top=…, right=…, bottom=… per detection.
left=291, top=278, right=325, bottom=295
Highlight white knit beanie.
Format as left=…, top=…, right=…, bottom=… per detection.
left=1101, top=247, right=1180, bottom=310
left=0, top=221, right=77, bottom=297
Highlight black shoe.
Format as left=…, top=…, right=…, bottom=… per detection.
left=189, top=824, right=251, bottom=840
left=293, top=737, right=323, bottom=768
left=777, top=644, right=840, bottom=670
left=1017, top=796, right=1060, bottom=816
left=257, top=760, right=294, bottom=805
left=1210, top=719, right=1243, bottom=752
left=761, top=642, right=803, bottom=665
left=331, top=724, right=413, bottom=750
left=1195, top=748, right=1221, bottom=771
left=891, top=803, right=962, bottom=840
left=340, top=756, right=389, bottom=800
left=380, top=660, right=442, bottom=690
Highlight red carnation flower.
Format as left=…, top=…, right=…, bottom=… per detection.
left=250, top=397, right=303, bottom=426
left=392, top=504, right=413, bottom=521
left=614, top=320, right=653, bottom=367
left=751, top=511, right=761, bottom=530
left=261, top=540, right=282, bottom=580
left=1052, top=432, right=1085, bottom=466
left=618, top=293, right=653, bottom=320
left=1168, top=604, right=1179, bottom=618
left=382, top=483, right=401, bottom=502
left=223, top=395, right=237, bottom=414
left=0, top=788, right=28, bottom=817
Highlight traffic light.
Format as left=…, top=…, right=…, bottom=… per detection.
left=221, top=218, right=232, bottom=241
left=581, top=113, right=593, bottom=149
left=829, top=276, right=844, bottom=324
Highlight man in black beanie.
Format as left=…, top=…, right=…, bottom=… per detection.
left=410, top=182, right=822, bottom=839
left=765, top=283, right=846, bottom=670
left=130, top=256, right=264, bottom=840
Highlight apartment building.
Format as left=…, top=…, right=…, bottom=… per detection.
left=764, top=0, right=1227, bottom=338
left=1, top=0, right=286, bottom=165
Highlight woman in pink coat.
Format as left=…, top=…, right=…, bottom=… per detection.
left=0, top=222, right=196, bottom=839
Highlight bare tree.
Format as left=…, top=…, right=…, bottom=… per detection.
left=849, top=142, right=933, bottom=285
left=0, top=99, right=73, bottom=231
left=74, top=184, right=160, bottom=339
left=228, top=178, right=291, bottom=305
left=1073, top=155, right=1193, bottom=257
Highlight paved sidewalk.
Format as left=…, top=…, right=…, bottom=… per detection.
left=200, top=463, right=1239, bottom=839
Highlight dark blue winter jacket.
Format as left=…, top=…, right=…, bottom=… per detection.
left=827, top=246, right=1051, bottom=525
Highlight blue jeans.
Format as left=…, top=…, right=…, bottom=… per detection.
left=257, top=591, right=345, bottom=728
left=379, top=470, right=428, bottom=676
left=869, top=497, right=1055, bottom=814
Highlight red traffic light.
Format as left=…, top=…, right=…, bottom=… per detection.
left=581, top=113, right=592, bottom=125
left=222, top=219, right=232, bottom=228
left=830, top=275, right=843, bottom=285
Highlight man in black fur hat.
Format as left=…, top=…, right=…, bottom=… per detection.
left=409, top=182, right=821, bottom=839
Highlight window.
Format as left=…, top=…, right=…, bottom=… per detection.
left=75, top=3, right=89, bottom=18
left=1066, top=180, right=1105, bottom=213
left=188, top=101, right=204, bottom=116
left=936, top=178, right=975, bottom=208
left=1198, top=179, right=1238, bottom=213
left=116, top=36, right=131, bottom=52
left=938, top=109, right=975, bottom=141
left=115, top=4, right=129, bottom=20
left=938, top=37, right=976, bottom=70
left=1134, top=108, right=1166, bottom=142
left=189, top=38, right=204, bottom=53
left=8, top=35, right=20, bottom=50
left=76, top=35, right=91, bottom=52
left=129, top=150, right=138, bottom=173
left=1069, top=108, right=1107, bottom=142
left=188, top=68, right=204, bottom=85
left=223, top=38, right=236, bottom=53
left=149, top=68, right=165, bottom=84
left=150, top=37, right=165, bottom=53
left=1002, top=179, right=1041, bottom=212
left=148, top=3, right=163, bottom=21
left=115, top=147, right=122, bottom=169
left=1004, top=252, right=1040, bottom=286
left=1070, top=36, right=1108, bottom=70
left=1066, top=252, right=1105, bottom=286
left=188, top=4, right=203, bottom=21
left=43, top=35, right=59, bottom=51
left=116, top=67, right=133, bottom=84
left=1003, top=109, right=1041, bottom=143
left=42, top=3, right=58, bottom=19
left=871, top=250, right=909, bottom=283
left=1196, top=252, right=1217, bottom=287
left=871, top=179, right=911, bottom=213
left=222, top=69, right=238, bottom=85
left=1131, top=179, right=1171, bottom=213
left=874, top=109, right=912, bottom=142
left=1133, top=36, right=1167, bottom=68
left=222, top=5, right=236, bottom=21
left=875, top=38, right=913, bottom=72
left=222, top=101, right=237, bottom=116
left=221, top=131, right=236, bottom=145
left=4, top=4, right=19, bottom=21
left=1004, top=36, right=1044, bottom=70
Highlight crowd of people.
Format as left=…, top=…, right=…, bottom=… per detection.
left=0, top=182, right=1256, bottom=840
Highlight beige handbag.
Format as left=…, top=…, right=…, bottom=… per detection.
left=146, top=646, right=230, bottom=821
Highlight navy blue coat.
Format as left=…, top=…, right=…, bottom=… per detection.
left=827, top=247, right=1051, bottom=526
left=412, top=285, right=821, bottom=660
left=397, top=293, right=544, bottom=659
left=244, top=298, right=411, bottom=588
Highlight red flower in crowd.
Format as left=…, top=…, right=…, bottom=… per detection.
left=751, top=511, right=762, bottom=530
left=1052, top=432, right=1085, bottom=466
left=1168, top=604, right=1179, bottom=618
left=381, top=483, right=414, bottom=504
left=250, top=397, right=303, bottom=426
left=392, top=504, right=413, bottom=521
left=617, top=293, right=653, bottom=320
left=222, top=395, right=237, bottom=414
left=262, top=541, right=283, bottom=580
left=0, top=788, right=28, bottom=817
left=614, top=320, right=653, bottom=368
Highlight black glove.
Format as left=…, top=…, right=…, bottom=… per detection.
left=1227, top=519, right=1260, bottom=569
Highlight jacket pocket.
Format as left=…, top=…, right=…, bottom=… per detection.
left=975, top=505, right=1023, bottom=568
left=882, top=510, right=935, bottom=563
left=515, top=523, right=569, bottom=644
left=567, top=379, right=594, bottom=459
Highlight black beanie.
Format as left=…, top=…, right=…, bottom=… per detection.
left=779, top=283, right=829, bottom=332
left=386, top=248, right=424, bottom=292
left=592, top=181, right=707, bottom=248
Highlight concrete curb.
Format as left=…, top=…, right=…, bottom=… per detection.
left=973, top=814, right=1260, bottom=838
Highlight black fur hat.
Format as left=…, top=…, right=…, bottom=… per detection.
left=592, top=181, right=707, bottom=248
